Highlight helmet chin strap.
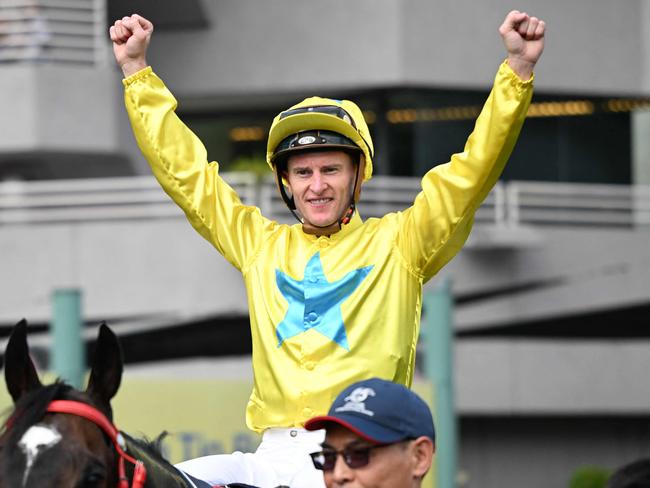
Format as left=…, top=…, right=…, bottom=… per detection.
left=338, top=182, right=358, bottom=226
left=276, top=159, right=361, bottom=234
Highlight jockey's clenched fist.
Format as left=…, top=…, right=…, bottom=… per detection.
left=109, top=14, right=154, bottom=78
left=499, top=10, right=546, bottom=81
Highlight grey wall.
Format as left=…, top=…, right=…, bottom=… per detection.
left=460, top=416, right=650, bottom=488
left=0, top=217, right=247, bottom=324
left=441, top=227, right=650, bottom=331
left=147, top=0, right=403, bottom=98
left=0, top=65, right=119, bottom=153
left=143, top=0, right=650, bottom=101
left=0, top=63, right=148, bottom=177
left=456, top=339, right=650, bottom=413
left=403, top=0, right=645, bottom=94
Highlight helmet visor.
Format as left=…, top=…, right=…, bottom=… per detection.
left=272, top=130, right=361, bottom=165
left=279, top=105, right=358, bottom=130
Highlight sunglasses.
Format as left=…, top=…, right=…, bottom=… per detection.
left=279, top=105, right=358, bottom=129
left=310, top=440, right=409, bottom=471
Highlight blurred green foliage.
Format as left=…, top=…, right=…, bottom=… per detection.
left=569, top=466, right=611, bottom=488
left=229, top=155, right=269, bottom=179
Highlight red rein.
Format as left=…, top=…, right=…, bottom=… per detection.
left=46, top=400, right=147, bottom=488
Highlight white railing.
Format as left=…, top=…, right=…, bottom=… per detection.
left=1, top=174, right=649, bottom=228
left=0, top=0, right=106, bottom=65
left=506, top=181, right=650, bottom=227
left=0, top=173, right=258, bottom=224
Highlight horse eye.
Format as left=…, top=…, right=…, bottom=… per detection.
left=81, top=467, right=106, bottom=487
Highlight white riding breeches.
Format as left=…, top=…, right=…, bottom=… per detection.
left=175, top=427, right=326, bottom=488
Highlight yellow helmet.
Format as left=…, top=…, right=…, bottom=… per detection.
left=266, top=96, right=374, bottom=181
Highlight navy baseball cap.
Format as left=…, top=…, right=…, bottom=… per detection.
left=304, top=378, right=435, bottom=444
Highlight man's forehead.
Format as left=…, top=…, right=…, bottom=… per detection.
left=287, top=151, right=354, bottom=168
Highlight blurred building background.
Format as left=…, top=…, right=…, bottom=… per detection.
left=1, top=0, right=650, bottom=487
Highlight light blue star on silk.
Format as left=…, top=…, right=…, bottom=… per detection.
left=275, top=252, right=373, bottom=350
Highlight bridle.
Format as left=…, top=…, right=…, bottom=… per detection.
left=46, top=400, right=147, bottom=488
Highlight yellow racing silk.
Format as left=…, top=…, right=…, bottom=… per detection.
left=123, top=62, right=533, bottom=433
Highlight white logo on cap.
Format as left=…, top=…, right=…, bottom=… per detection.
left=297, top=136, right=317, bottom=145
left=335, top=387, right=375, bottom=417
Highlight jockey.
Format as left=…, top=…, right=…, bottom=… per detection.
left=110, top=10, right=545, bottom=488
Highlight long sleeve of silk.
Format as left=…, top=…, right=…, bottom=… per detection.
left=396, top=61, right=533, bottom=281
left=122, top=67, right=270, bottom=272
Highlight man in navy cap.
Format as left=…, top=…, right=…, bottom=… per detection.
left=305, top=378, right=435, bottom=488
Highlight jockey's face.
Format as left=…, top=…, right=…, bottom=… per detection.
left=321, top=424, right=432, bottom=488
left=284, top=151, right=356, bottom=235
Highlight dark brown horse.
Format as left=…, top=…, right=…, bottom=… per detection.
left=0, top=320, right=221, bottom=488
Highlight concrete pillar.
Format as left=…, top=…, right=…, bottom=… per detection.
left=423, top=277, right=458, bottom=488
left=51, top=288, right=84, bottom=388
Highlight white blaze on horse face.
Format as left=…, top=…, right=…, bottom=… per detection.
left=18, top=424, right=62, bottom=486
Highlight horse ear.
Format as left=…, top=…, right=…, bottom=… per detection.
left=4, top=319, right=42, bottom=403
left=86, top=322, right=123, bottom=410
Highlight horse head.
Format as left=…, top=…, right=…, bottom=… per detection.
left=0, top=319, right=142, bottom=488
left=0, top=320, right=237, bottom=488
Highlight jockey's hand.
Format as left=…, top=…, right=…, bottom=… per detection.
left=499, top=10, right=546, bottom=81
left=109, top=14, right=154, bottom=78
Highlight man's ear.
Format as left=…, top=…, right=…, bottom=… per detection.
left=411, top=437, right=435, bottom=479
left=276, top=158, right=291, bottom=189
left=281, top=169, right=290, bottom=185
